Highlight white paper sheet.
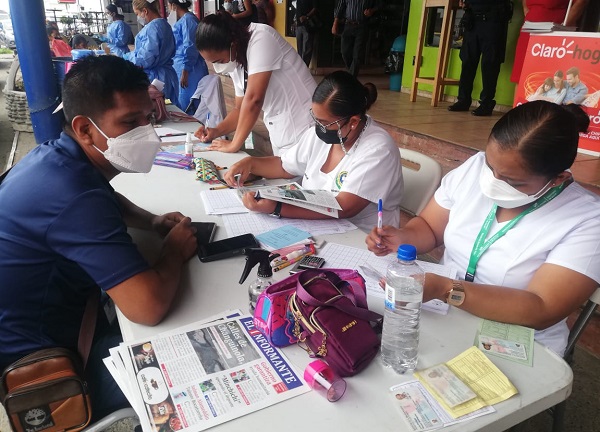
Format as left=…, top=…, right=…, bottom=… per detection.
left=200, top=189, right=249, bottom=215
left=221, top=212, right=357, bottom=237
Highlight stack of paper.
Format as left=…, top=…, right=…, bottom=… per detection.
left=391, top=347, right=518, bottom=431
left=521, top=21, right=576, bottom=32
left=104, top=311, right=309, bottom=432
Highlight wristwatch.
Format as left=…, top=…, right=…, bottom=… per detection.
left=445, top=280, right=466, bottom=306
left=270, top=201, right=283, bottom=218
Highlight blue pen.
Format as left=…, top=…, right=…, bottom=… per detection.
left=205, top=112, right=210, bottom=129
left=377, top=199, right=383, bottom=229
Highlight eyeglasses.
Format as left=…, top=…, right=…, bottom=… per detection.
left=309, top=108, right=349, bottom=133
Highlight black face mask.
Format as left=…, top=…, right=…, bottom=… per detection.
left=315, top=121, right=351, bottom=145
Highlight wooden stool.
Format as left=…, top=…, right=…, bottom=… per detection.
left=410, top=0, right=460, bottom=106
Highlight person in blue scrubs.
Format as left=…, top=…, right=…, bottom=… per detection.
left=167, top=0, right=208, bottom=110
left=105, top=4, right=134, bottom=57
left=124, top=0, right=178, bottom=104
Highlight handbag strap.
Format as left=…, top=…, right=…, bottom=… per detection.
left=78, top=290, right=99, bottom=368
left=296, top=270, right=382, bottom=322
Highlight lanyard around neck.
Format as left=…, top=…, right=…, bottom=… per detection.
left=464, top=183, right=566, bottom=282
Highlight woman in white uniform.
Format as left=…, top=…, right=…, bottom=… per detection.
left=224, top=71, right=403, bottom=231
left=194, top=11, right=316, bottom=156
left=367, top=101, right=600, bottom=356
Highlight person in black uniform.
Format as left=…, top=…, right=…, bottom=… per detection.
left=295, top=0, right=318, bottom=66
left=332, top=0, right=380, bottom=77
left=448, top=0, right=512, bottom=116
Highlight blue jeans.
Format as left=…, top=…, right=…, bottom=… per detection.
left=85, top=317, right=130, bottom=422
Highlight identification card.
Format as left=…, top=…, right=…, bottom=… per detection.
left=417, top=364, right=477, bottom=408
left=478, top=335, right=528, bottom=360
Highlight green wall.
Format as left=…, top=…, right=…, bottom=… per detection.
left=402, top=0, right=524, bottom=106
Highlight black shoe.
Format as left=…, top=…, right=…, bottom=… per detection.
left=472, top=102, right=496, bottom=116
left=448, top=101, right=471, bottom=112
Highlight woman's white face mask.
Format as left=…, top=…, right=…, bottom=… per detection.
left=212, top=46, right=237, bottom=74
left=88, top=118, right=161, bottom=173
left=479, top=163, right=553, bottom=209
left=167, top=8, right=177, bottom=26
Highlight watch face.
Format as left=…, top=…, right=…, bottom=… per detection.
left=449, top=290, right=465, bottom=306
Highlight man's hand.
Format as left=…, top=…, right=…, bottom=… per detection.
left=364, top=8, right=374, bottom=17
left=331, top=22, right=339, bottom=35
left=208, top=138, right=241, bottom=153
left=152, top=212, right=186, bottom=237
left=162, top=217, right=197, bottom=262
left=180, top=69, right=189, bottom=89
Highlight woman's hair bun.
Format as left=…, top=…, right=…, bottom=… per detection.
left=560, top=104, right=590, bottom=133
left=363, top=83, right=378, bottom=110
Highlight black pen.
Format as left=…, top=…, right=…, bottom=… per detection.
left=161, top=133, right=187, bottom=137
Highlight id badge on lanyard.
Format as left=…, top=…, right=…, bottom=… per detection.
left=464, top=183, right=566, bottom=282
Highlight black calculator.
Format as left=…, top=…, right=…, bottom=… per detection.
left=289, top=255, right=326, bottom=274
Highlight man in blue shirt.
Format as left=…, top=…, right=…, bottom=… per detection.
left=563, top=66, right=588, bottom=105
left=0, top=56, right=197, bottom=421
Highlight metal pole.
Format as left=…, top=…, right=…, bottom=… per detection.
left=9, top=0, right=62, bottom=143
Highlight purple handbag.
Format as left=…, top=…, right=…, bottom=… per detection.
left=289, top=269, right=382, bottom=377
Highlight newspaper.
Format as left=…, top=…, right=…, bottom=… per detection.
left=255, top=184, right=341, bottom=217
left=106, top=312, right=308, bottom=432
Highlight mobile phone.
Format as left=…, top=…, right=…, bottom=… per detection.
left=198, top=233, right=259, bottom=262
left=289, top=255, right=326, bottom=274
left=191, top=222, right=217, bottom=246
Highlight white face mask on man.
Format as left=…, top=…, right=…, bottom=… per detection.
left=479, top=163, right=553, bottom=209
left=212, top=46, right=237, bottom=74
left=88, top=118, right=161, bottom=173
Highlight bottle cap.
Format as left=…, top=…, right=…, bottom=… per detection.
left=397, top=244, right=417, bottom=261
left=304, top=360, right=346, bottom=402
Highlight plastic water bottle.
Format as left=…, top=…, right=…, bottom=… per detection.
left=381, top=244, right=425, bottom=374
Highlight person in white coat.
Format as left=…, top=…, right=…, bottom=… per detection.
left=194, top=11, right=316, bottom=156
left=223, top=71, right=403, bottom=231
left=367, top=101, right=600, bottom=356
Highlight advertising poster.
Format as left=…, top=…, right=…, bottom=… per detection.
left=514, top=32, right=600, bottom=156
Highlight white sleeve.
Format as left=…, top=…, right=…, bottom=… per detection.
left=280, top=129, right=313, bottom=176
left=546, top=204, right=600, bottom=284
left=246, top=27, right=283, bottom=75
left=339, top=132, right=402, bottom=204
left=435, top=152, right=484, bottom=210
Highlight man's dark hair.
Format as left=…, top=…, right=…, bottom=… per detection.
left=566, top=67, right=580, bottom=77
left=62, top=56, right=149, bottom=125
